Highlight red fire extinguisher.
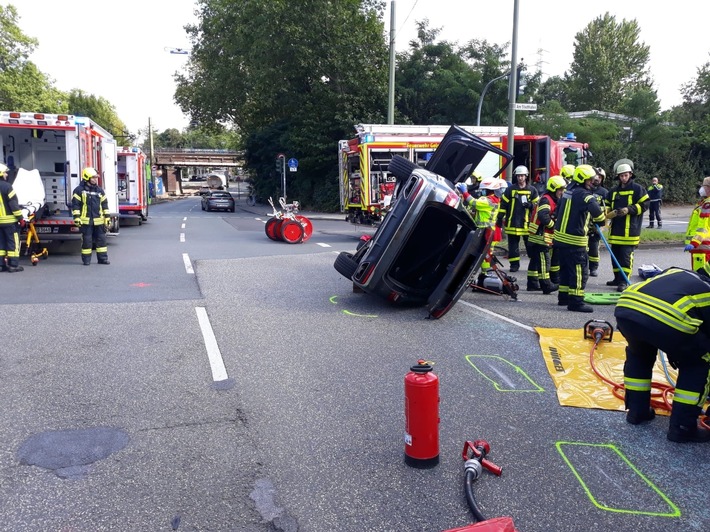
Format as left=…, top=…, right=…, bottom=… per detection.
left=404, top=359, right=439, bottom=468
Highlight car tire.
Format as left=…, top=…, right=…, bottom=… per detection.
left=334, top=251, right=358, bottom=279
left=388, top=155, right=418, bottom=181
left=230, top=207, right=235, bottom=213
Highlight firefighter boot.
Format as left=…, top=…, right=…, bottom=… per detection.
left=557, top=292, right=569, bottom=306
left=667, top=403, right=710, bottom=443
left=509, top=262, right=520, bottom=273
left=658, top=221, right=662, bottom=228
left=567, top=295, right=593, bottom=313
left=606, top=272, right=621, bottom=286
left=625, top=389, right=655, bottom=425
left=588, top=264, right=598, bottom=277
left=527, top=278, right=541, bottom=292
left=540, top=279, right=559, bottom=294
left=646, top=222, right=654, bottom=229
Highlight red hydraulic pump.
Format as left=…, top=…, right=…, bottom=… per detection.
left=404, top=359, right=439, bottom=468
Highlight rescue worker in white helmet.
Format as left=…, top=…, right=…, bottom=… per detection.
left=587, top=167, right=609, bottom=277
left=0, top=162, right=25, bottom=272
left=615, top=267, right=710, bottom=443
left=527, top=175, right=566, bottom=294
left=71, top=167, right=111, bottom=265
left=497, top=165, right=538, bottom=272
left=472, top=177, right=507, bottom=288
left=552, top=164, right=605, bottom=312
left=605, top=160, right=649, bottom=291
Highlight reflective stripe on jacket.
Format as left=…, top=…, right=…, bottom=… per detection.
left=71, top=183, right=109, bottom=225
left=0, top=180, right=22, bottom=225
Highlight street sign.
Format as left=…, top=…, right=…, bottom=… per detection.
left=514, top=102, right=538, bottom=111
left=288, top=158, right=298, bottom=172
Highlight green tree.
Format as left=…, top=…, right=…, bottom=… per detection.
left=66, top=89, right=128, bottom=139
left=174, top=0, right=389, bottom=208
left=567, top=13, right=654, bottom=113
left=0, top=5, right=66, bottom=112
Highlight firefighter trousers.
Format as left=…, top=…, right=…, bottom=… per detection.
left=555, top=245, right=588, bottom=303
left=617, top=316, right=710, bottom=429
left=527, top=242, right=551, bottom=283
left=506, top=234, right=529, bottom=269
left=80, top=224, right=108, bottom=264
left=587, top=233, right=601, bottom=270
left=610, top=244, right=634, bottom=283
left=0, top=223, right=20, bottom=268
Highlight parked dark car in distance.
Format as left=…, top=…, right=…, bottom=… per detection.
left=201, top=190, right=235, bottom=212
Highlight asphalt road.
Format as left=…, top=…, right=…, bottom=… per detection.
left=1, top=196, right=707, bottom=532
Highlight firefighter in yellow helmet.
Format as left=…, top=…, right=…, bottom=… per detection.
left=71, top=167, right=111, bottom=265
left=615, top=267, right=710, bottom=443
left=552, top=164, right=605, bottom=312
left=560, top=165, right=575, bottom=183
left=0, top=162, right=24, bottom=272
left=527, top=175, right=566, bottom=294
left=587, top=167, right=609, bottom=277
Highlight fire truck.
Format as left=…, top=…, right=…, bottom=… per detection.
left=0, top=111, right=119, bottom=239
left=117, top=146, right=149, bottom=224
left=338, top=124, right=591, bottom=224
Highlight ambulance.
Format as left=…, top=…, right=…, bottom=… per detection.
left=0, top=111, right=119, bottom=239
left=338, top=124, right=591, bottom=224
left=117, top=146, right=149, bottom=224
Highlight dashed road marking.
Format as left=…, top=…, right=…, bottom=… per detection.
left=182, top=253, right=194, bottom=274
left=195, top=307, right=229, bottom=382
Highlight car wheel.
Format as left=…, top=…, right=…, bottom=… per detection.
left=230, top=207, right=235, bottom=213
left=334, top=251, right=358, bottom=279
left=280, top=220, right=304, bottom=244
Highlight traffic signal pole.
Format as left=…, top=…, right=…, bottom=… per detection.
left=506, top=0, right=520, bottom=181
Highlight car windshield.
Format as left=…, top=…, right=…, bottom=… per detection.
left=211, top=192, right=232, bottom=198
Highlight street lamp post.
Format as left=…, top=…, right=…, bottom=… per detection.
left=476, top=72, right=510, bottom=127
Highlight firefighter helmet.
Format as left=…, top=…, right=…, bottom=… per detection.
left=472, top=171, right=483, bottom=182
left=513, top=165, right=529, bottom=176
left=615, top=163, right=633, bottom=175
left=572, top=164, right=596, bottom=184
left=0, top=163, right=8, bottom=178
left=546, top=175, right=566, bottom=193
left=479, top=177, right=507, bottom=191
left=595, top=167, right=606, bottom=180
left=613, top=158, right=634, bottom=175
left=560, top=165, right=575, bottom=180
left=82, top=167, right=98, bottom=181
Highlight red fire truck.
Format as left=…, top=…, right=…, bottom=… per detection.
left=338, top=124, right=591, bottom=224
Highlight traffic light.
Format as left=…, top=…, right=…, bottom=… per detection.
left=515, top=65, right=525, bottom=97
left=275, top=157, right=282, bottom=174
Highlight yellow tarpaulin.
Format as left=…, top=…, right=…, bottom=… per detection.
left=536, top=327, right=675, bottom=412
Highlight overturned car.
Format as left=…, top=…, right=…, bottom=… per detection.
left=334, top=125, right=513, bottom=318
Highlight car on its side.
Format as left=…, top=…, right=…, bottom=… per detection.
left=201, top=190, right=235, bottom=212
left=334, top=125, right=513, bottom=319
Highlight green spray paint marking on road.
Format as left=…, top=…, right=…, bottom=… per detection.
left=329, top=296, right=378, bottom=318
left=465, top=355, right=544, bottom=392
left=556, top=441, right=680, bottom=517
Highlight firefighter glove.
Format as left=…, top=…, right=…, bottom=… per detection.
left=616, top=207, right=629, bottom=216
left=684, top=244, right=694, bottom=252
left=73, top=218, right=82, bottom=227
left=605, top=210, right=617, bottom=220
left=455, top=183, right=467, bottom=194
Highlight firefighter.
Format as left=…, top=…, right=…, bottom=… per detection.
left=467, top=177, right=506, bottom=287
left=527, top=175, right=566, bottom=293
left=605, top=160, right=649, bottom=292
left=498, top=165, right=538, bottom=272
left=72, top=167, right=111, bottom=265
left=684, top=177, right=710, bottom=276
left=551, top=164, right=576, bottom=283
left=646, top=177, right=664, bottom=228
left=552, top=164, right=605, bottom=312
left=615, top=267, right=710, bottom=443
left=587, top=167, right=609, bottom=277
left=560, top=164, right=575, bottom=184
left=0, top=162, right=24, bottom=272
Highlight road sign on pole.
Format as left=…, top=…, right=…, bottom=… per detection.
left=514, top=102, right=538, bottom=111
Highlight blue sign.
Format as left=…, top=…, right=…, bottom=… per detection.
left=287, top=158, right=298, bottom=169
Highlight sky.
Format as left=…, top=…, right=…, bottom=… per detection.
left=12, top=1, right=710, bottom=137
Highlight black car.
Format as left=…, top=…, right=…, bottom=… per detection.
left=334, top=125, right=513, bottom=318
left=201, top=190, right=235, bottom=212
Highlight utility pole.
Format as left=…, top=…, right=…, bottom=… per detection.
left=387, top=1, right=396, bottom=124
left=506, top=0, right=520, bottom=181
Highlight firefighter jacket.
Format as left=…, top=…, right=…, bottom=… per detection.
left=528, top=192, right=557, bottom=247
left=71, top=182, right=110, bottom=225
left=0, top=179, right=22, bottom=226
left=498, top=183, right=538, bottom=236
left=474, top=194, right=502, bottom=242
left=615, top=267, right=710, bottom=338
left=587, top=184, right=609, bottom=235
left=607, top=181, right=648, bottom=246
left=648, top=182, right=663, bottom=202
left=685, top=197, right=710, bottom=245
left=553, top=183, right=605, bottom=248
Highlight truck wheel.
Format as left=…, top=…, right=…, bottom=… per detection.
left=295, top=215, right=313, bottom=242
left=265, top=217, right=282, bottom=241
left=334, top=251, right=358, bottom=279
left=280, top=220, right=304, bottom=244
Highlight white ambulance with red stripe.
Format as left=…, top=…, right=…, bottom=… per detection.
left=0, top=111, right=119, bottom=239
left=117, top=146, right=149, bottom=224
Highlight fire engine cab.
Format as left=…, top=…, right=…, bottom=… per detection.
left=0, top=111, right=120, bottom=239
left=338, top=124, right=591, bottom=224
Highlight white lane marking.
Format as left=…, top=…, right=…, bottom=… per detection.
left=458, top=300, right=536, bottom=333
left=180, top=233, right=185, bottom=242
left=316, top=243, right=331, bottom=248
left=181, top=223, right=186, bottom=229
left=183, top=217, right=187, bottom=221
left=195, top=307, right=229, bottom=382
left=182, top=253, right=194, bottom=274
